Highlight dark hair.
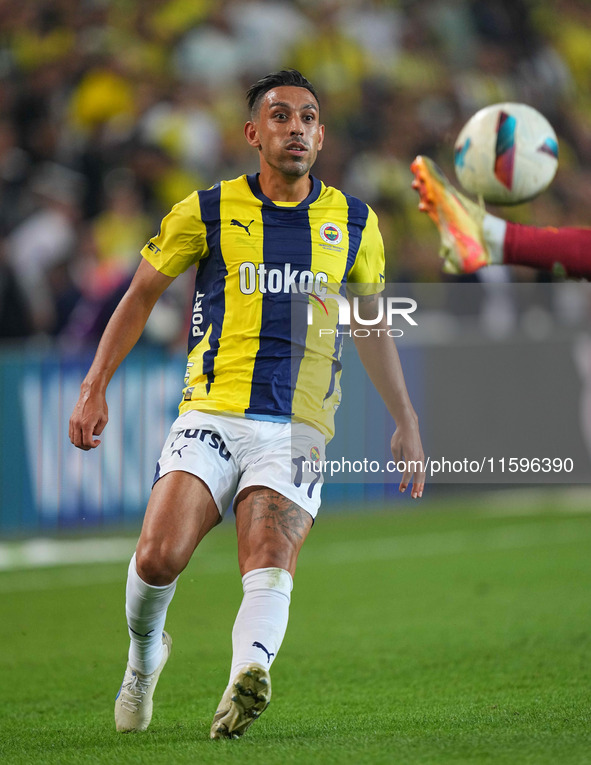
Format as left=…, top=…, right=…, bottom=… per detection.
left=246, top=69, right=320, bottom=116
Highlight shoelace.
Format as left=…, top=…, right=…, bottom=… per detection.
left=119, top=671, right=152, bottom=712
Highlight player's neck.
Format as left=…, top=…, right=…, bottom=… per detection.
left=257, top=168, right=312, bottom=203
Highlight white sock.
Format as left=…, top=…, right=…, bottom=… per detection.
left=483, top=213, right=507, bottom=265
left=125, top=553, right=177, bottom=675
left=229, top=567, right=293, bottom=682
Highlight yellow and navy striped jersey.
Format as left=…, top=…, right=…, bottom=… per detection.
left=141, top=173, right=384, bottom=440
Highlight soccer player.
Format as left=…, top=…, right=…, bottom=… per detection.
left=411, top=155, right=591, bottom=279
left=69, top=69, right=424, bottom=740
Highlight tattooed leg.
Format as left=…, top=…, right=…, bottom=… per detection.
left=211, top=487, right=309, bottom=738
left=234, top=486, right=313, bottom=576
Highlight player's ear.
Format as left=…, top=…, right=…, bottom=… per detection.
left=317, top=123, right=325, bottom=152
left=244, top=121, right=261, bottom=149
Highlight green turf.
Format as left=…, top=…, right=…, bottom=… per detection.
left=1, top=495, right=590, bottom=764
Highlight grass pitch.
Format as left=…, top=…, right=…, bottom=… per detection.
left=1, top=494, right=590, bottom=764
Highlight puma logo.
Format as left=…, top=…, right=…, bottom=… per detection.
left=172, top=444, right=187, bottom=458
left=231, top=219, right=254, bottom=235
left=252, top=641, right=275, bottom=664
left=128, top=626, right=154, bottom=638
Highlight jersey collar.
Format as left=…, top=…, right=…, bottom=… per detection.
left=246, top=173, right=322, bottom=209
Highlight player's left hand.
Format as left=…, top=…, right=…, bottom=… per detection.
left=390, top=419, right=425, bottom=499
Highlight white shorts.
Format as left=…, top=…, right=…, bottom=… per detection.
left=153, top=411, right=325, bottom=518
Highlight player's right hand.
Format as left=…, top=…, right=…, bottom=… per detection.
left=69, top=386, right=108, bottom=450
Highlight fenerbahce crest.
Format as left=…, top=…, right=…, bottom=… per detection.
left=319, top=222, right=343, bottom=250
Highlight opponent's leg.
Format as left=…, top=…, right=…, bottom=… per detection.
left=210, top=488, right=312, bottom=740
left=116, top=471, right=220, bottom=732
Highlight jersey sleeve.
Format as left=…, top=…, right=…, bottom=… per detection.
left=141, top=191, right=208, bottom=277
left=346, top=205, right=385, bottom=295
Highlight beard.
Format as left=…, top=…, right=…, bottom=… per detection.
left=259, top=144, right=316, bottom=178
left=279, top=158, right=311, bottom=177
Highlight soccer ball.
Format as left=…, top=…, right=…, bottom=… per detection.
left=454, top=103, right=558, bottom=205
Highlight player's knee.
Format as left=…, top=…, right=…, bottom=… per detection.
left=135, top=540, right=186, bottom=585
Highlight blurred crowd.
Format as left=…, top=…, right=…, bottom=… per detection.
left=1, top=0, right=591, bottom=346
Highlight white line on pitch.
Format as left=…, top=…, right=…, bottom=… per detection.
left=1, top=517, right=589, bottom=593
